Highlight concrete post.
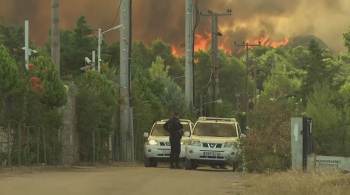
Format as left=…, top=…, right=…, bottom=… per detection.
left=291, top=117, right=303, bottom=170
left=185, top=0, right=194, bottom=111
left=119, top=0, right=134, bottom=161
left=51, top=0, right=60, bottom=75
left=61, top=82, right=78, bottom=165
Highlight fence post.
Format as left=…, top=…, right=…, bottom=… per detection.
left=7, top=125, right=12, bottom=167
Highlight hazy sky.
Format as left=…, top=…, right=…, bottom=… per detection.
left=0, top=0, right=349, bottom=51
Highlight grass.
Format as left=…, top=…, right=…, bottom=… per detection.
left=239, top=171, right=350, bottom=195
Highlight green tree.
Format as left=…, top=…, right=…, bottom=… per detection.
left=76, top=71, right=117, bottom=162
left=0, top=45, right=20, bottom=123
left=61, top=16, right=96, bottom=77
left=0, top=24, right=24, bottom=64
left=306, top=84, right=344, bottom=155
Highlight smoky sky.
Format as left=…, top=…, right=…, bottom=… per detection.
left=0, top=0, right=349, bottom=51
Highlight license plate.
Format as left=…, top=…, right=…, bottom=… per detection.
left=204, top=151, right=220, bottom=157
left=163, top=150, right=170, bottom=155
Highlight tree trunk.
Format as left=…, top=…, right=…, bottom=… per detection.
left=92, top=130, right=96, bottom=164
left=43, top=128, right=47, bottom=164
left=36, top=128, right=40, bottom=164
left=7, top=124, right=12, bottom=166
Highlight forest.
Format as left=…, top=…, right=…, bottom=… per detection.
left=1, top=16, right=350, bottom=171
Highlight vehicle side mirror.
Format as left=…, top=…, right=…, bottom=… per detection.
left=143, top=132, right=149, bottom=138
left=240, top=133, right=247, bottom=139
left=184, top=132, right=190, bottom=137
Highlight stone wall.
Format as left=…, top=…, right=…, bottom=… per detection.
left=61, top=82, right=78, bottom=165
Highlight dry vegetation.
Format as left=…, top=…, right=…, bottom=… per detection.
left=240, top=171, right=350, bottom=195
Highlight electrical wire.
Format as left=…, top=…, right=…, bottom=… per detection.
left=107, top=0, right=122, bottom=29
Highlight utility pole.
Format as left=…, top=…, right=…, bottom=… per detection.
left=92, top=50, right=96, bottom=69
left=23, top=20, right=37, bottom=71
left=120, top=0, right=134, bottom=162
left=185, top=0, right=194, bottom=111
left=24, top=20, right=30, bottom=70
left=51, top=0, right=60, bottom=76
left=97, top=28, right=102, bottom=72
left=200, top=9, right=231, bottom=115
left=234, top=41, right=260, bottom=125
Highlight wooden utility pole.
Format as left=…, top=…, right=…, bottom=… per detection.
left=51, top=0, right=60, bottom=75
left=185, top=0, right=194, bottom=111
left=119, top=0, right=134, bottom=161
left=200, top=9, right=231, bottom=115
left=234, top=41, right=260, bottom=117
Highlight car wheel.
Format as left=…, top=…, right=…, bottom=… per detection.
left=144, top=158, right=153, bottom=167
left=185, top=158, right=193, bottom=170
left=232, top=161, right=238, bottom=172
left=151, top=160, right=158, bottom=167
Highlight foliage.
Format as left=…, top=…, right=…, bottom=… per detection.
left=306, top=84, right=350, bottom=156
left=61, top=16, right=97, bottom=77
left=76, top=70, right=117, bottom=162
left=243, top=96, right=292, bottom=172
left=0, top=45, right=20, bottom=98
left=29, top=56, right=67, bottom=108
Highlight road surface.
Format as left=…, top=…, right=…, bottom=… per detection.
left=0, top=165, right=243, bottom=195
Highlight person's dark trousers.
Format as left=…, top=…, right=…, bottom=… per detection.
left=169, top=135, right=181, bottom=168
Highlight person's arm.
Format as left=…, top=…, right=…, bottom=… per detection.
left=164, top=120, right=170, bottom=133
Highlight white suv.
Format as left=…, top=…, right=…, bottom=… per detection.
left=144, top=119, right=194, bottom=167
left=185, top=117, right=243, bottom=170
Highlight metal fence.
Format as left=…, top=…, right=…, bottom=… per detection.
left=0, top=122, right=62, bottom=167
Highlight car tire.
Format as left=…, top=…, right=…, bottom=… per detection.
left=232, top=161, right=238, bottom=172
left=185, top=158, right=193, bottom=170
left=144, top=158, right=153, bottom=167
left=151, top=160, right=158, bottom=167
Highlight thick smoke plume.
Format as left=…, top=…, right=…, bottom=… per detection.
left=0, top=0, right=349, bottom=51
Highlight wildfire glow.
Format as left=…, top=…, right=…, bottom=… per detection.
left=247, top=36, right=289, bottom=48
left=171, top=34, right=288, bottom=57
left=171, top=33, right=232, bottom=57
left=171, top=45, right=182, bottom=57
left=194, top=33, right=211, bottom=52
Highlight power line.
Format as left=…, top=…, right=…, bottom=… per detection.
left=200, top=9, right=232, bottom=116
left=108, top=0, right=122, bottom=29
left=234, top=41, right=261, bottom=126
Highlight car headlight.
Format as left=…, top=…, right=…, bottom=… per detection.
left=224, top=142, right=234, bottom=148
left=148, top=139, right=158, bottom=145
left=190, top=140, right=201, bottom=146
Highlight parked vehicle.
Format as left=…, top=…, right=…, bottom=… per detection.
left=143, top=119, right=194, bottom=167
left=185, top=117, right=244, bottom=171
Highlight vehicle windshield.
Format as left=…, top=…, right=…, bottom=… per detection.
left=151, top=123, right=191, bottom=137
left=193, top=122, right=237, bottom=137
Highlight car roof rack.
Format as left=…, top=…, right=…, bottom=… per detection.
left=159, top=119, right=192, bottom=122
left=197, top=117, right=237, bottom=122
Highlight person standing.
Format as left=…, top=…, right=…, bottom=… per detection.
left=164, top=112, right=183, bottom=169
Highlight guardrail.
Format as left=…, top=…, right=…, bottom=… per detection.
left=307, top=154, right=350, bottom=172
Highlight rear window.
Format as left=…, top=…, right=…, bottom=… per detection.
left=151, top=123, right=191, bottom=136
left=193, top=122, right=237, bottom=137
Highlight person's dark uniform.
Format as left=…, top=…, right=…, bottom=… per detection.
left=164, top=113, right=183, bottom=168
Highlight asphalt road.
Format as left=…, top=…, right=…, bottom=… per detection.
left=0, top=165, right=242, bottom=195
